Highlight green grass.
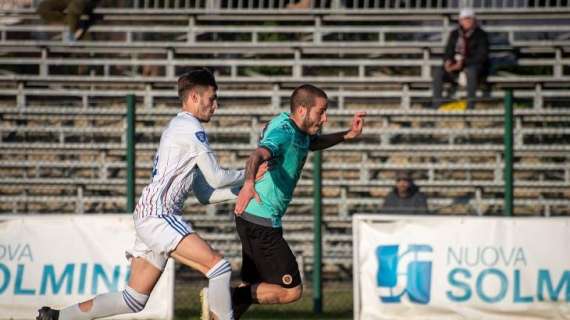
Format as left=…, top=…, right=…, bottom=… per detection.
left=174, top=285, right=352, bottom=320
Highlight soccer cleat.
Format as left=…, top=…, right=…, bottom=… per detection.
left=232, top=302, right=251, bottom=320
left=231, top=286, right=252, bottom=320
left=200, top=287, right=214, bottom=320
left=36, top=306, right=59, bottom=320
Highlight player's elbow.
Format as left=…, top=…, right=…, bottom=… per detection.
left=278, top=285, right=303, bottom=304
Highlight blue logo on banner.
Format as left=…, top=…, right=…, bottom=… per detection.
left=195, top=131, right=208, bottom=144
left=377, top=244, right=433, bottom=304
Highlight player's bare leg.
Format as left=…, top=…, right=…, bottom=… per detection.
left=252, top=283, right=302, bottom=304
left=231, top=282, right=302, bottom=319
left=171, top=234, right=233, bottom=320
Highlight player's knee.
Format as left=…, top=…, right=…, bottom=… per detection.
left=207, top=252, right=224, bottom=269
left=123, top=286, right=150, bottom=313
left=279, top=285, right=302, bottom=304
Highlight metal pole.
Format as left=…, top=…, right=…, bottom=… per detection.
left=126, top=94, right=136, bottom=213
left=312, top=151, right=323, bottom=314
left=503, top=90, right=514, bottom=217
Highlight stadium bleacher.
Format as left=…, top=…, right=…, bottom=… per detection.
left=1, top=2, right=569, bottom=271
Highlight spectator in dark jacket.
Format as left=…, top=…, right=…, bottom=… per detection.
left=432, top=8, right=489, bottom=109
left=381, top=171, right=429, bottom=215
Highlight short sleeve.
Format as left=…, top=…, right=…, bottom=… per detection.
left=258, top=126, right=290, bottom=158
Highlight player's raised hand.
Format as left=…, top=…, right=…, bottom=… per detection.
left=234, top=181, right=260, bottom=215
left=344, top=111, right=367, bottom=140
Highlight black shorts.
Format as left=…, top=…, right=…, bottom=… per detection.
left=235, top=216, right=302, bottom=288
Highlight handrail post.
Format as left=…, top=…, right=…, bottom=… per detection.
left=312, top=151, right=323, bottom=314
left=503, top=90, right=514, bottom=217
left=126, top=94, right=136, bottom=213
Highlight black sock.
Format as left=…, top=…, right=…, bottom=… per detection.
left=233, top=285, right=253, bottom=305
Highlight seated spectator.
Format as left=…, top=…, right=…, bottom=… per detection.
left=381, top=171, right=429, bottom=215
left=37, top=0, right=98, bottom=42
left=432, top=8, right=489, bottom=109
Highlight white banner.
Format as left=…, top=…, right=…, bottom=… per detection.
left=0, top=215, right=174, bottom=320
left=353, top=215, right=570, bottom=320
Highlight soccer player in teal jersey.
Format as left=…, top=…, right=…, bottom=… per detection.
left=231, top=84, right=366, bottom=318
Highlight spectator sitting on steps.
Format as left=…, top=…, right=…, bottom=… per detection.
left=381, top=171, right=429, bottom=215
left=432, top=8, right=489, bottom=110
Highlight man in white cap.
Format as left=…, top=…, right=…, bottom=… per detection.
left=432, top=8, right=489, bottom=109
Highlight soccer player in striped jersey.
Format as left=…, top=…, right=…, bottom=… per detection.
left=231, top=84, right=366, bottom=318
left=37, top=69, right=243, bottom=320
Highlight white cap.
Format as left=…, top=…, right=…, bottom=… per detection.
left=459, top=8, right=475, bottom=19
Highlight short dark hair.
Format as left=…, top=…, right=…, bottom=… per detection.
left=396, top=170, right=413, bottom=181
left=290, top=84, right=328, bottom=113
left=177, top=68, right=218, bottom=103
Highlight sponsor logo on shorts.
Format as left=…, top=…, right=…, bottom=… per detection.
left=282, top=274, right=293, bottom=285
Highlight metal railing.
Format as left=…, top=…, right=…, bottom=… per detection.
left=17, top=0, right=569, bottom=11
left=14, top=0, right=570, bottom=11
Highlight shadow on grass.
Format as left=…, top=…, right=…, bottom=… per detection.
left=175, top=308, right=351, bottom=320
left=175, top=282, right=353, bottom=320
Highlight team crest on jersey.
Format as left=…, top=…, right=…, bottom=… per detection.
left=195, top=131, right=208, bottom=144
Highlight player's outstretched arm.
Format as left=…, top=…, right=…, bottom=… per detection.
left=196, top=151, right=245, bottom=189
left=193, top=160, right=268, bottom=205
left=192, top=168, right=243, bottom=205
left=234, top=147, right=272, bottom=215
left=309, top=111, right=366, bottom=151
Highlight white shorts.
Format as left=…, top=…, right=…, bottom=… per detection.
left=125, top=214, right=194, bottom=271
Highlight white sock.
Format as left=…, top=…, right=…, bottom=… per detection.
left=59, top=286, right=149, bottom=320
left=206, top=259, right=234, bottom=320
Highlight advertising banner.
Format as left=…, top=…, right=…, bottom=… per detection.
left=353, top=215, right=570, bottom=320
left=0, top=215, right=174, bottom=319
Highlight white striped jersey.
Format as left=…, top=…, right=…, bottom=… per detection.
left=134, top=112, right=243, bottom=219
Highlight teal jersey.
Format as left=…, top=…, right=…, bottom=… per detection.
left=245, top=112, right=311, bottom=227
